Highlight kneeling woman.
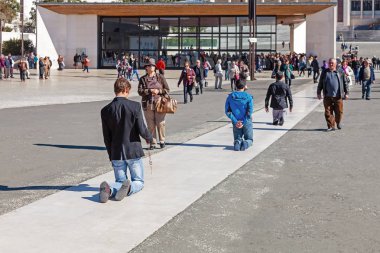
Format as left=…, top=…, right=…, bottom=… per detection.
left=138, top=58, right=170, bottom=149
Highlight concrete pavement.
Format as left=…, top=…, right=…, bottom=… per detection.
left=0, top=69, right=311, bottom=216
left=0, top=84, right=321, bottom=253
left=1, top=69, right=379, bottom=252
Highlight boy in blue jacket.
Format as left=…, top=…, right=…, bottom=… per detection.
left=225, top=80, right=254, bottom=151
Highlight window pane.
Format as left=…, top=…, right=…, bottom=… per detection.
left=363, top=0, right=372, bottom=10
left=122, top=34, right=139, bottom=50
left=180, top=17, right=198, bottom=33
left=101, top=50, right=118, bottom=67
left=102, top=18, right=120, bottom=33
left=140, top=18, right=159, bottom=31
left=140, top=36, right=159, bottom=50
left=221, top=17, right=236, bottom=33
left=160, top=17, right=179, bottom=33
left=351, top=0, right=361, bottom=11
left=200, top=35, right=218, bottom=51
left=200, top=17, right=219, bottom=33
left=257, top=16, right=276, bottom=33
left=120, top=18, right=139, bottom=33
left=376, top=0, right=380, bottom=10
left=162, top=36, right=179, bottom=51
left=237, top=17, right=250, bottom=33
left=104, top=32, right=121, bottom=50
left=181, top=35, right=197, bottom=49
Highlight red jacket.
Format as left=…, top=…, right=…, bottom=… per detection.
left=156, top=60, right=166, bottom=70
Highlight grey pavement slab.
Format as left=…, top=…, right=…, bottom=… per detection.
left=0, top=71, right=311, bottom=216
left=0, top=84, right=321, bottom=253
left=131, top=83, right=380, bottom=253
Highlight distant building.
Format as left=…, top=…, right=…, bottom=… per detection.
left=37, top=1, right=338, bottom=68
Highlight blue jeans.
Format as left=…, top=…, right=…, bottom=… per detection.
left=110, top=159, right=144, bottom=197
left=131, top=69, right=139, bottom=81
left=362, top=80, right=372, bottom=98
left=232, top=119, right=253, bottom=148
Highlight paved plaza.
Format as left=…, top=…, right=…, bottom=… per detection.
left=0, top=69, right=379, bottom=252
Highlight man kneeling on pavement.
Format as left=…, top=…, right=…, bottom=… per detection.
left=225, top=79, right=254, bottom=151
left=100, top=78, right=153, bottom=203
left=265, top=71, right=293, bottom=126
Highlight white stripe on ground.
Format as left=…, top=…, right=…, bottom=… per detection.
left=0, top=85, right=322, bottom=253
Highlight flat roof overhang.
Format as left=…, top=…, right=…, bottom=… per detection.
left=38, top=2, right=335, bottom=17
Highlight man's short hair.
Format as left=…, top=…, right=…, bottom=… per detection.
left=235, top=79, right=245, bottom=90
left=276, top=71, right=284, bottom=80
left=114, top=77, right=131, bottom=94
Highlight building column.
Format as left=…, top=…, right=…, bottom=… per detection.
left=306, top=6, right=337, bottom=63
left=344, top=0, right=351, bottom=26
left=289, top=21, right=306, bottom=53
left=373, top=0, right=375, bottom=18
left=361, top=0, right=364, bottom=18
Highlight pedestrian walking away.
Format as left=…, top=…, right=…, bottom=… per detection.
left=138, top=58, right=170, bottom=149
left=18, top=58, right=28, bottom=82
left=178, top=61, right=196, bottom=103
left=265, top=71, right=293, bottom=126
left=156, top=57, right=166, bottom=76
left=311, top=56, right=320, bottom=83
left=317, top=58, right=349, bottom=131
left=100, top=78, right=153, bottom=203
left=83, top=55, right=90, bottom=73
left=39, top=57, right=45, bottom=79
left=281, top=59, right=294, bottom=87
left=358, top=59, right=375, bottom=100
left=228, top=61, right=240, bottom=91
left=225, top=79, right=254, bottom=151
left=193, top=60, right=206, bottom=95
left=214, top=59, right=224, bottom=89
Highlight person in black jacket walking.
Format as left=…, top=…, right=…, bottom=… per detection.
left=265, top=71, right=293, bottom=126
left=193, top=60, right=205, bottom=95
left=311, top=55, right=320, bottom=83
left=100, top=78, right=153, bottom=203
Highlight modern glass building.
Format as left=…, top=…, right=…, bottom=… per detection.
left=100, top=16, right=276, bottom=68
left=36, top=2, right=337, bottom=69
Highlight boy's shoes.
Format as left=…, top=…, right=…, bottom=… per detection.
left=240, top=141, right=249, bottom=151
left=326, top=128, right=335, bottom=132
left=337, top=123, right=342, bottom=130
left=115, top=180, right=131, bottom=201
left=273, top=120, right=279, bottom=126
left=279, top=118, right=284, bottom=126
left=99, top=181, right=111, bottom=203
left=234, top=141, right=241, bottom=151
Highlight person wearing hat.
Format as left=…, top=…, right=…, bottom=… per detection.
left=358, top=59, right=375, bottom=100
left=138, top=58, right=170, bottom=149
left=265, top=71, right=293, bottom=126
left=225, top=79, right=253, bottom=151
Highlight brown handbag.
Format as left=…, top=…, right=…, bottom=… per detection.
left=155, top=95, right=177, bottom=114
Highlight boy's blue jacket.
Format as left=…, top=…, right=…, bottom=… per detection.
left=225, top=91, right=254, bottom=125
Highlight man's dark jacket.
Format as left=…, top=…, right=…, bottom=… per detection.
left=317, top=69, right=349, bottom=98
left=311, top=59, right=320, bottom=72
left=101, top=97, right=152, bottom=161
left=193, top=65, right=205, bottom=82
left=265, top=80, right=293, bottom=110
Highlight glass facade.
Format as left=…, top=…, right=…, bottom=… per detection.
left=351, top=0, right=361, bottom=11
left=99, top=16, right=276, bottom=68
left=363, top=0, right=372, bottom=11
left=376, top=0, right=380, bottom=10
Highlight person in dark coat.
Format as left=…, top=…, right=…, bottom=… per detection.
left=311, top=55, right=320, bottom=83
left=100, top=78, right=153, bottom=203
left=193, top=59, right=206, bottom=95
left=265, top=71, right=293, bottom=126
